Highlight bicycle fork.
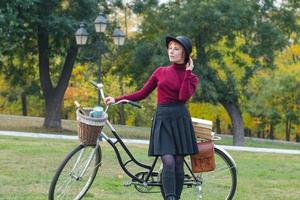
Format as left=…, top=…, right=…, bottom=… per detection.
left=69, top=144, right=100, bottom=180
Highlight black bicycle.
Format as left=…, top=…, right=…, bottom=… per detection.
left=48, top=81, right=237, bottom=200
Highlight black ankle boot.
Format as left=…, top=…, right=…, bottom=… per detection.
left=175, top=171, right=184, bottom=199
left=162, top=169, right=176, bottom=199
left=166, top=194, right=177, bottom=200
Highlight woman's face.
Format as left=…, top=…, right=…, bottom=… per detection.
left=168, top=41, right=185, bottom=64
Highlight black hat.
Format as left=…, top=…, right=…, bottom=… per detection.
left=166, top=35, right=192, bottom=63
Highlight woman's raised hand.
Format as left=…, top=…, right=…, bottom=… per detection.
left=186, top=57, right=194, bottom=71
left=104, top=96, right=116, bottom=105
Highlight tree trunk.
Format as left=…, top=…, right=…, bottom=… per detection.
left=257, top=130, right=261, bottom=138
left=118, top=77, right=126, bottom=125
left=285, top=118, right=292, bottom=141
left=38, top=24, right=78, bottom=129
left=221, top=102, right=245, bottom=146
left=118, top=106, right=126, bottom=125
left=285, top=119, right=289, bottom=141
left=215, top=115, right=221, bottom=134
left=269, top=123, right=275, bottom=140
left=21, top=93, right=27, bottom=116
left=196, top=33, right=207, bottom=66
left=245, top=128, right=251, bottom=137
left=44, top=95, right=62, bottom=128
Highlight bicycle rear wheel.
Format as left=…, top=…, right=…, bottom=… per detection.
left=180, top=146, right=237, bottom=200
left=48, top=144, right=101, bottom=200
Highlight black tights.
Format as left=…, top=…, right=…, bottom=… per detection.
left=161, top=154, right=184, bottom=172
left=161, top=155, right=184, bottom=199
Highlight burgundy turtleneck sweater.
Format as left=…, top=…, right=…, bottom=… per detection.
left=115, top=63, right=199, bottom=104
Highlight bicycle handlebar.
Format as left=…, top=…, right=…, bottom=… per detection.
left=89, top=80, right=98, bottom=88
left=128, top=101, right=142, bottom=109
left=113, top=99, right=143, bottom=109
left=89, top=80, right=105, bottom=100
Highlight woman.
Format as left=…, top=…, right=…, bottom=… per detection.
left=105, top=35, right=198, bottom=200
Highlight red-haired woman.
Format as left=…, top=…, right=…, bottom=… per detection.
left=105, top=35, right=198, bottom=200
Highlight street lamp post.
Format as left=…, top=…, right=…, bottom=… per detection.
left=75, top=14, right=125, bottom=105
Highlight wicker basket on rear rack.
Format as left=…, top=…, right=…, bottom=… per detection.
left=76, top=108, right=108, bottom=145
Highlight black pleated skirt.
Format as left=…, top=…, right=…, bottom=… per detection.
left=148, top=103, right=198, bottom=156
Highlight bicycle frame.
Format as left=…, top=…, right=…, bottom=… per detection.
left=86, top=81, right=162, bottom=187
left=49, top=81, right=237, bottom=200
left=87, top=81, right=203, bottom=188
left=99, top=119, right=161, bottom=186
left=91, top=119, right=205, bottom=191
left=89, top=81, right=237, bottom=190
left=70, top=148, right=96, bottom=180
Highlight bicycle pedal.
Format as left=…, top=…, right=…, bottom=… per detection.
left=124, top=181, right=132, bottom=187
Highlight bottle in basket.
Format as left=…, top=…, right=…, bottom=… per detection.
left=89, top=106, right=104, bottom=118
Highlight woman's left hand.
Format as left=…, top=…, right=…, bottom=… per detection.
left=104, top=96, right=116, bottom=105
left=186, top=57, right=194, bottom=71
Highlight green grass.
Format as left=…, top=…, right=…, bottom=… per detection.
left=1, top=135, right=300, bottom=200
left=214, top=135, right=300, bottom=150
left=1, top=114, right=300, bottom=150
left=0, top=114, right=150, bottom=139
left=0, top=114, right=76, bottom=134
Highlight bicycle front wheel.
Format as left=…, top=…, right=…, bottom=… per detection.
left=48, top=144, right=102, bottom=200
left=181, top=146, right=237, bottom=200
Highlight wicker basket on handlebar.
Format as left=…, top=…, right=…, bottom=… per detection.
left=76, top=108, right=108, bottom=145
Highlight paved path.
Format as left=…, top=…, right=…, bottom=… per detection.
left=1, top=130, right=300, bottom=155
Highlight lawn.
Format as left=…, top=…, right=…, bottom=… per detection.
left=0, top=135, right=300, bottom=200
left=1, top=114, right=300, bottom=150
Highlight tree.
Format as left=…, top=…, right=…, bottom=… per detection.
left=275, top=43, right=300, bottom=140
left=246, top=71, right=282, bottom=139
left=0, top=0, right=105, bottom=128
left=0, top=0, right=41, bottom=116
left=0, top=49, right=41, bottom=116
left=247, top=68, right=300, bottom=141
left=120, top=0, right=299, bottom=145
left=245, top=40, right=300, bottom=141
